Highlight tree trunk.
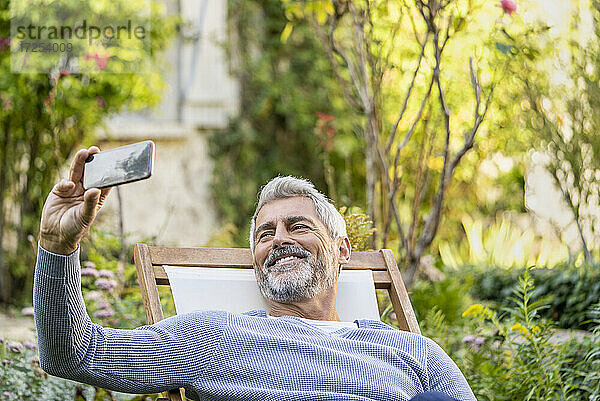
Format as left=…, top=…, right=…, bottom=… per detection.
left=550, top=168, right=592, bottom=263
left=567, top=190, right=592, bottom=263
left=15, top=103, right=42, bottom=304
left=0, top=120, right=11, bottom=304
left=116, top=186, right=127, bottom=290
left=365, top=136, right=376, bottom=240
left=365, top=112, right=379, bottom=247
left=402, top=251, right=421, bottom=289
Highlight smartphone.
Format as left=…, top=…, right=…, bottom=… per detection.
left=83, top=140, right=155, bottom=190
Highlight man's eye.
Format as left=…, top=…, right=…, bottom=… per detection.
left=292, top=224, right=308, bottom=230
left=259, top=232, right=273, bottom=240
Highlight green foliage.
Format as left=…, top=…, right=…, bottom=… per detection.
left=208, top=0, right=367, bottom=246
left=340, top=206, right=375, bottom=251
left=512, top=1, right=600, bottom=262
left=466, top=263, right=600, bottom=330
left=0, top=0, right=177, bottom=306
left=582, top=304, right=600, bottom=397
left=439, top=214, right=569, bottom=270
left=204, top=223, right=240, bottom=248
left=413, top=266, right=600, bottom=401
left=209, top=0, right=556, bottom=286
left=80, top=228, right=175, bottom=329
left=0, top=229, right=172, bottom=400
left=0, top=340, right=48, bottom=400
left=459, top=266, right=594, bottom=401
left=0, top=339, right=160, bottom=400
left=410, top=275, right=473, bottom=327
left=277, top=0, right=549, bottom=290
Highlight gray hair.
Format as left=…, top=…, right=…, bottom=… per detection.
left=249, top=176, right=347, bottom=253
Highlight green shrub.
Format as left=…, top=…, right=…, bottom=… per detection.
left=0, top=229, right=174, bottom=400
left=80, top=228, right=176, bottom=328
left=458, top=266, right=597, bottom=401
left=438, top=215, right=570, bottom=270
left=340, top=206, right=376, bottom=252
left=410, top=276, right=474, bottom=326
left=466, top=263, right=600, bottom=330
left=0, top=338, right=159, bottom=400
left=581, top=304, right=600, bottom=397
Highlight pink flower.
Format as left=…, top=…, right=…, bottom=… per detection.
left=23, top=341, right=37, bottom=350
left=462, top=335, right=476, bottom=344
left=95, top=278, right=117, bottom=291
left=95, top=54, right=110, bottom=70
left=81, top=267, right=99, bottom=277
left=98, top=269, right=114, bottom=278
left=462, top=335, right=486, bottom=350
left=84, top=261, right=96, bottom=269
left=500, top=0, right=517, bottom=15
left=96, top=300, right=111, bottom=310
left=6, top=341, right=23, bottom=354
left=316, top=112, right=335, bottom=122
left=94, top=308, right=114, bottom=319
left=96, top=96, right=106, bottom=108
left=0, top=36, right=11, bottom=52
left=85, top=290, right=104, bottom=301
left=83, top=52, right=111, bottom=70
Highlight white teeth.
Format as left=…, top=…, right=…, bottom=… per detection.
left=275, top=256, right=298, bottom=265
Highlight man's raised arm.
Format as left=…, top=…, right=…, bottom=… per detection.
left=34, top=147, right=225, bottom=395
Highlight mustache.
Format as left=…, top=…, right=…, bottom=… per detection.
left=264, top=245, right=311, bottom=268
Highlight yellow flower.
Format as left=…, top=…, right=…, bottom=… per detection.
left=510, top=323, right=529, bottom=335
left=531, top=325, right=541, bottom=335
left=462, top=304, right=484, bottom=318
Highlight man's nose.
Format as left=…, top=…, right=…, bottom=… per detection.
left=272, top=224, right=295, bottom=249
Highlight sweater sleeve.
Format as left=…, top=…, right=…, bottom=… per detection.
left=425, top=338, right=477, bottom=401
left=33, top=244, right=226, bottom=394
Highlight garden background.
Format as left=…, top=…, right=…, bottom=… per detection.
left=1, top=0, right=600, bottom=400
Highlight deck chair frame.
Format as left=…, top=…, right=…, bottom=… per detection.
left=134, top=243, right=420, bottom=401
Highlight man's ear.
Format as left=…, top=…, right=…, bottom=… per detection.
left=337, top=237, right=351, bottom=265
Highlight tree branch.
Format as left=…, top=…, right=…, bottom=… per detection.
left=310, top=16, right=362, bottom=110
left=386, top=31, right=431, bottom=152
left=328, top=13, right=370, bottom=109
left=392, top=74, right=435, bottom=168
left=349, top=1, right=374, bottom=112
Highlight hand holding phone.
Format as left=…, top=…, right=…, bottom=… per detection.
left=83, top=140, right=155, bottom=190
left=39, top=141, right=155, bottom=255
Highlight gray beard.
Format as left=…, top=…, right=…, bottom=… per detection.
left=256, top=245, right=337, bottom=303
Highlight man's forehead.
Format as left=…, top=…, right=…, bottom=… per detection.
left=255, top=197, right=321, bottom=225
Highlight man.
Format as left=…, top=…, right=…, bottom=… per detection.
left=34, top=146, right=476, bottom=401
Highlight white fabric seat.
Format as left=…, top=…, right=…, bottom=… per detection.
left=163, top=266, right=381, bottom=321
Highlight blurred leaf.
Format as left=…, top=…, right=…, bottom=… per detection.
left=281, top=22, right=294, bottom=43
left=495, top=42, right=513, bottom=55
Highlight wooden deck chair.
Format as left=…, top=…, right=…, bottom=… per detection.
left=134, top=244, right=420, bottom=401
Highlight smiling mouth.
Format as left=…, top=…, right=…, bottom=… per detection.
left=267, top=255, right=306, bottom=271
left=264, top=245, right=312, bottom=271
left=274, top=255, right=301, bottom=265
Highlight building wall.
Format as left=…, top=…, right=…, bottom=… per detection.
left=94, top=133, right=217, bottom=247
left=95, top=0, right=237, bottom=246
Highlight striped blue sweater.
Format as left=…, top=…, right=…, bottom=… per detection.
left=33, top=246, right=476, bottom=401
